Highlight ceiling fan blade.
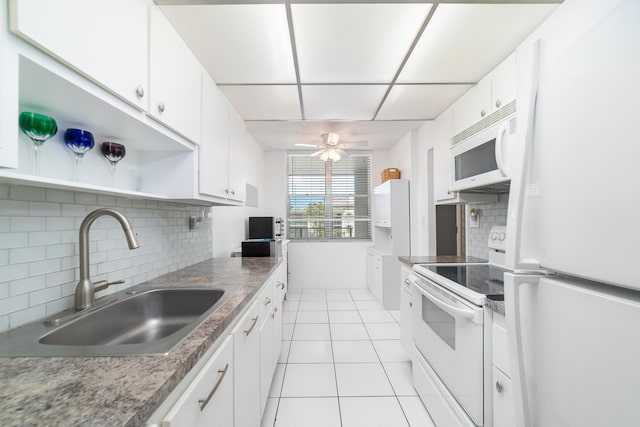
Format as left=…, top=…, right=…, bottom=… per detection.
left=310, top=149, right=325, bottom=157
left=295, top=143, right=322, bottom=148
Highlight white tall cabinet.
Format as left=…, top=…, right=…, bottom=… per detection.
left=368, top=179, right=410, bottom=309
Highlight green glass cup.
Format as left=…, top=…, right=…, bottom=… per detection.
left=19, top=112, right=58, bottom=175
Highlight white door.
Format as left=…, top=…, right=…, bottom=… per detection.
left=507, top=0, right=640, bottom=290
left=505, top=273, right=640, bottom=427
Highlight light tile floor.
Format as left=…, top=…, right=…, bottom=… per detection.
left=261, top=288, right=436, bottom=427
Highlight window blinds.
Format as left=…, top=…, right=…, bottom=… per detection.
left=287, top=153, right=372, bottom=240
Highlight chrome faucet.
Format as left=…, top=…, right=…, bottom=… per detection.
left=75, top=208, right=140, bottom=310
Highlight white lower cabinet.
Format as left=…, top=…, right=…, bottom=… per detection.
left=231, top=301, right=261, bottom=427
left=259, top=282, right=276, bottom=415
left=492, top=312, right=516, bottom=427
left=492, top=366, right=515, bottom=427
left=399, top=265, right=413, bottom=358
left=147, top=265, right=285, bottom=427
left=161, top=335, right=234, bottom=427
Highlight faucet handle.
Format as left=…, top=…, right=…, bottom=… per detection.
left=94, top=279, right=124, bottom=292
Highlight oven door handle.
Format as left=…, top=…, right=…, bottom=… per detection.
left=409, top=277, right=482, bottom=325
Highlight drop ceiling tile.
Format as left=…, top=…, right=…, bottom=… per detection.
left=220, top=85, right=302, bottom=121
left=292, top=3, right=432, bottom=83
left=376, top=84, right=471, bottom=120
left=397, top=3, right=559, bottom=83
left=159, top=4, right=296, bottom=84
left=302, top=85, right=388, bottom=121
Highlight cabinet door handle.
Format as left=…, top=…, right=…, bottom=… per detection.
left=244, top=316, right=259, bottom=336
left=495, top=381, right=504, bottom=393
left=158, top=102, right=166, bottom=113
left=264, top=297, right=271, bottom=306
left=136, top=85, right=144, bottom=99
left=271, top=306, right=278, bottom=318
left=409, top=302, right=412, bottom=308
left=230, top=189, right=235, bottom=196
left=404, top=279, right=410, bottom=285
left=495, top=99, right=502, bottom=108
left=198, top=363, right=229, bottom=411
left=480, top=109, right=486, bottom=118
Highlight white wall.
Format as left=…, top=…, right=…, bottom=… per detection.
left=287, top=241, right=370, bottom=289
left=211, top=134, right=265, bottom=257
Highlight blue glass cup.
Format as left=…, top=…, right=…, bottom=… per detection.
left=64, top=128, right=94, bottom=179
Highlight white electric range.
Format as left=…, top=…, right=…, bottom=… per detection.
left=409, top=225, right=508, bottom=427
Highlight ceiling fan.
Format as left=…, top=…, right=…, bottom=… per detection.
left=295, top=132, right=368, bottom=162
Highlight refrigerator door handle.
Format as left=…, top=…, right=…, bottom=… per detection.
left=504, top=273, right=539, bottom=427
left=507, top=38, right=541, bottom=270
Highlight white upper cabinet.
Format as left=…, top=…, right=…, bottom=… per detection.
left=200, top=73, right=231, bottom=200
left=149, top=7, right=202, bottom=144
left=9, top=0, right=149, bottom=110
left=452, top=54, right=516, bottom=135
left=487, top=54, right=516, bottom=112
left=200, top=73, right=246, bottom=204
left=227, top=106, right=247, bottom=202
left=451, top=79, right=492, bottom=135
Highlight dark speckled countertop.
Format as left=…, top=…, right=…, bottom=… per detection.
left=0, top=257, right=280, bottom=427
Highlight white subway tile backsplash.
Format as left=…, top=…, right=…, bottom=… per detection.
left=0, top=294, right=28, bottom=316
left=10, top=246, right=46, bottom=264
left=46, top=269, right=75, bottom=287
left=29, top=259, right=61, bottom=276
left=0, top=184, right=213, bottom=332
left=29, top=231, right=62, bottom=246
left=29, top=202, right=61, bottom=217
left=0, top=232, right=29, bottom=249
left=10, top=186, right=45, bottom=202
left=46, top=296, right=73, bottom=316
left=0, top=263, right=29, bottom=282
left=10, top=304, right=46, bottom=326
left=74, top=193, right=97, bottom=205
left=46, top=243, right=75, bottom=259
left=466, top=195, right=509, bottom=259
left=46, top=189, right=75, bottom=204
left=29, top=287, right=61, bottom=306
left=10, top=217, right=46, bottom=232
left=9, top=276, right=46, bottom=296
left=1, top=200, right=29, bottom=216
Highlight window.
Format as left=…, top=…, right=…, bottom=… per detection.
left=287, top=153, right=372, bottom=240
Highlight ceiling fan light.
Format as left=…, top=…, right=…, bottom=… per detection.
left=327, top=132, right=340, bottom=145
left=328, top=149, right=340, bottom=161
left=320, top=151, right=329, bottom=161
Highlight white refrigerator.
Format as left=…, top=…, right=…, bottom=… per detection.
left=504, top=0, right=640, bottom=426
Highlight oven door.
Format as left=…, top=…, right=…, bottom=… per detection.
left=410, top=274, right=485, bottom=426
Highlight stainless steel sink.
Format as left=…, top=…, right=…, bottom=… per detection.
left=0, top=286, right=239, bottom=357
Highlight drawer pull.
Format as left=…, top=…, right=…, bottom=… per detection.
left=198, top=363, right=229, bottom=411
left=244, top=316, right=259, bottom=336
left=264, top=297, right=272, bottom=306
left=495, top=381, right=504, bottom=393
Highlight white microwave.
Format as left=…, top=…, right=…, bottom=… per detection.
left=449, top=113, right=516, bottom=192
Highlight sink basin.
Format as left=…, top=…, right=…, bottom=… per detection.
left=0, top=286, right=239, bottom=357
left=40, top=288, right=226, bottom=346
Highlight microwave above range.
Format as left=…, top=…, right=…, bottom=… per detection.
left=449, top=104, right=516, bottom=193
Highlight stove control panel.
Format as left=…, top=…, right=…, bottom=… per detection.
left=488, top=225, right=507, bottom=252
